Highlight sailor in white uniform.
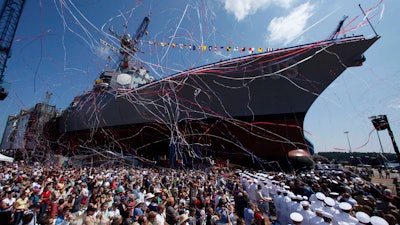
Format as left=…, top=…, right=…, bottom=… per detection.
left=310, top=192, right=325, bottom=212
left=273, top=189, right=283, bottom=223
left=290, top=212, right=304, bottom=225
left=320, top=212, right=333, bottom=225
left=322, top=197, right=339, bottom=215
left=248, top=179, right=258, bottom=204
left=290, top=195, right=303, bottom=213
left=329, top=192, right=341, bottom=211
left=332, top=202, right=358, bottom=225
left=280, top=190, right=292, bottom=225
left=309, top=208, right=324, bottom=225
left=287, top=194, right=299, bottom=215
left=298, top=201, right=315, bottom=225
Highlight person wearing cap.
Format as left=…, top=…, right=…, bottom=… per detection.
left=309, top=208, right=324, bottom=225
left=177, top=214, right=190, bottom=225
left=253, top=211, right=265, bottom=225
left=320, top=211, right=333, bottom=225
left=290, top=212, right=303, bottom=225
left=298, top=201, right=315, bottom=225
left=310, top=192, right=325, bottom=212
left=322, top=197, right=339, bottom=216
left=280, top=190, right=292, bottom=225
left=248, top=180, right=258, bottom=205
left=272, top=189, right=283, bottom=223
left=329, top=192, right=340, bottom=211
left=332, top=202, right=358, bottom=225
left=289, top=195, right=303, bottom=214
left=355, top=211, right=370, bottom=225
left=376, top=189, right=395, bottom=215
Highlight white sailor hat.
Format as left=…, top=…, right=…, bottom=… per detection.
left=301, top=201, right=310, bottom=207
left=324, top=197, right=335, bottom=207
left=370, top=216, right=389, bottom=225
left=339, top=202, right=352, bottom=211
left=330, top=192, right=339, bottom=197
left=355, top=212, right=371, bottom=224
left=284, top=185, right=290, bottom=189
left=321, top=212, right=333, bottom=219
left=316, top=192, right=326, bottom=201
left=290, top=212, right=303, bottom=223
left=315, top=208, right=324, bottom=214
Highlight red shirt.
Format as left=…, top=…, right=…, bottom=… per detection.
left=41, top=190, right=51, bottom=204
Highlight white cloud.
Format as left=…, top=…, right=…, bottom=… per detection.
left=96, top=46, right=112, bottom=60
left=388, top=97, right=400, bottom=110
left=221, top=0, right=295, bottom=21
left=267, top=2, right=315, bottom=46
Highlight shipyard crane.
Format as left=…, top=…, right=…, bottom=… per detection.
left=0, top=0, right=26, bottom=100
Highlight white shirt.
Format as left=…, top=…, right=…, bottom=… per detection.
left=280, top=196, right=292, bottom=225
left=2, top=197, right=15, bottom=212
left=156, top=213, right=165, bottom=225
left=299, top=209, right=316, bottom=225
left=310, top=200, right=324, bottom=212
left=332, top=212, right=358, bottom=225
left=309, top=216, right=324, bottom=225
left=322, top=206, right=339, bottom=215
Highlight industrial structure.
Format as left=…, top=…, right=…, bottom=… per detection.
left=0, top=92, right=56, bottom=160
left=0, top=0, right=26, bottom=100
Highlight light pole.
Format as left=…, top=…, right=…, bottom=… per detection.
left=344, top=131, right=352, bottom=154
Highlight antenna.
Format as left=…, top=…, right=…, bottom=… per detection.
left=359, top=4, right=379, bottom=37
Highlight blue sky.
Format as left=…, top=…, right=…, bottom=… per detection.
left=0, top=0, right=399, bottom=154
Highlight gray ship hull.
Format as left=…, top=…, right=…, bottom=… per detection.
left=57, top=36, right=379, bottom=168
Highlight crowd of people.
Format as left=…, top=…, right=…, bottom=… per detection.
left=0, top=160, right=399, bottom=225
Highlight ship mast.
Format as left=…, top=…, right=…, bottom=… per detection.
left=107, top=14, right=151, bottom=71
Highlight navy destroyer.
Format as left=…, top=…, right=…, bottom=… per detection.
left=56, top=14, right=380, bottom=169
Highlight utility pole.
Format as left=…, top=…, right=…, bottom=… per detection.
left=344, top=131, right=352, bottom=154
